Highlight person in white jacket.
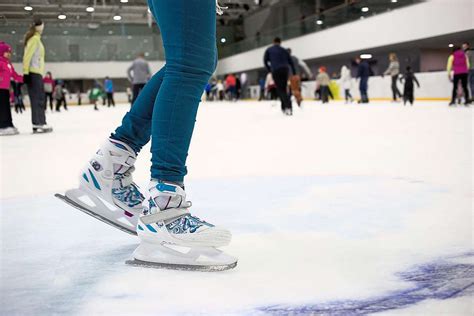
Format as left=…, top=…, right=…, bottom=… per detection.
left=340, top=65, right=353, bottom=103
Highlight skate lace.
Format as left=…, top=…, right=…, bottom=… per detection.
left=112, top=166, right=144, bottom=207
left=145, top=198, right=213, bottom=234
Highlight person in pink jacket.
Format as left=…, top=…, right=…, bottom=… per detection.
left=0, top=41, right=23, bottom=135
left=447, top=46, right=470, bottom=106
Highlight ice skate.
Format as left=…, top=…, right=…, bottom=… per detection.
left=56, top=138, right=144, bottom=235
left=126, top=180, right=237, bottom=271
left=32, top=124, right=53, bottom=133
left=0, top=127, right=19, bottom=136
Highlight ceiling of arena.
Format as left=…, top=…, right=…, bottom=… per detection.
left=0, top=0, right=275, bottom=26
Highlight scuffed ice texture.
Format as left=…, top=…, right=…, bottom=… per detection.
left=260, top=253, right=474, bottom=315
left=1, top=101, right=472, bottom=315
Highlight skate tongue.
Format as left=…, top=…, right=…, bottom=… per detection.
left=149, top=180, right=191, bottom=212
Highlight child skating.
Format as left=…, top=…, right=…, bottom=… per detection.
left=399, top=66, right=420, bottom=106
left=57, top=0, right=236, bottom=271
left=0, top=42, right=23, bottom=136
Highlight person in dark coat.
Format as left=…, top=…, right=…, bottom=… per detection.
left=400, top=66, right=420, bottom=106
left=264, top=37, right=296, bottom=115
left=355, top=57, right=370, bottom=103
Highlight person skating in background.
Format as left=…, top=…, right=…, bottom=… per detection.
left=239, top=72, right=248, bottom=99
left=127, top=52, right=151, bottom=107
left=0, top=42, right=23, bottom=136
left=258, top=76, right=266, bottom=101
left=287, top=48, right=313, bottom=107
left=463, top=42, right=473, bottom=103
left=383, top=53, right=402, bottom=102
left=399, top=66, right=420, bottom=106
left=316, top=66, right=331, bottom=104
left=356, top=57, right=370, bottom=103
left=235, top=75, right=241, bottom=100
left=13, top=80, right=25, bottom=114
left=225, top=73, right=236, bottom=101
left=340, top=65, right=353, bottom=103
left=264, top=37, right=296, bottom=115
left=265, top=72, right=277, bottom=100
left=43, top=71, right=54, bottom=111
left=447, top=46, right=470, bottom=106
left=53, top=80, right=67, bottom=112
left=104, top=76, right=115, bottom=107
left=77, top=90, right=82, bottom=106
left=89, top=83, right=102, bottom=111
left=23, top=17, right=52, bottom=133
left=216, top=79, right=225, bottom=101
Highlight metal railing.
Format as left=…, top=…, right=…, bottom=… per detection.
left=218, top=0, right=423, bottom=58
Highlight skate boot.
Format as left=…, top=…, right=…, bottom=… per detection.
left=127, top=180, right=237, bottom=271
left=32, top=124, right=53, bottom=133
left=0, top=127, right=19, bottom=136
left=56, top=138, right=144, bottom=235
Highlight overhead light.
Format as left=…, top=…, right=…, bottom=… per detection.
left=58, top=13, right=67, bottom=20
left=113, top=14, right=122, bottom=21
left=24, top=5, right=33, bottom=11
left=391, top=0, right=398, bottom=2
left=316, top=19, right=323, bottom=25
left=11, top=30, right=16, bottom=34
left=120, top=0, right=128, bottom=3
left=361, top=7, right=369, bottom=12
left=86, top=6, right=95, bottom=12
left=220, top=37, right=227, bottom=43
left=360, top=53, right=372, bottom=59
left=448, top=43, right=454, bottom=48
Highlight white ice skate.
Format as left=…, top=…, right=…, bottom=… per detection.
left=32, top=124, right=53, bottom=133
left=126, top=180, right=237, bottom=271
left=0, top=127, right=19, bottom=136
left=55, top=138, right=144, bottom=235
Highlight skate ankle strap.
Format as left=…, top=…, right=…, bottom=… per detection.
left=141, top=208, right=190, bottom=225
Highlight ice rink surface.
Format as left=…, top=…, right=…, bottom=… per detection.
left=1, top=101, right=473, bottom=315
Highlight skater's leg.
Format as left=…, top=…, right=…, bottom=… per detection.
left=28, top=74, right=47, bottom=125
left=149, top=0, right=217, bottom=182
left=272, top=68, right=290, bottom=113
left=451, top=75, right=460, bottom=104
left=0, top=89, right=14, bottom=128
left=112, top=67, right=166, bottom=154
left=460, top=73, right=470, bottom=104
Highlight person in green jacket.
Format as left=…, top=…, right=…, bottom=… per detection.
left=23, top=17, right=52, bottom=133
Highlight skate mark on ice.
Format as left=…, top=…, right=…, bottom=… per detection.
left=258, top=252, right=474, bottom=315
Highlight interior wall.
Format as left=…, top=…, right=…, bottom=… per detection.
left=217, top=0, right=474, bottom=75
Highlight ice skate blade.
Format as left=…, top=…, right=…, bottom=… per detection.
left=55, top=193, right=137, bottom=236
left=125, top=258, right=237, bottom=272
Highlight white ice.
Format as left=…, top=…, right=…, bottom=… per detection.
left=1, top=101, right=472, bottom=315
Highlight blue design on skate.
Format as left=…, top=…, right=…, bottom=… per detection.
left=88, top=169, right=101, bottom=190
left=156, top=182, right=177, bottom=193
left=258, top=252, right=474, bottom=315
left=112, top=183, right=144, bottom=208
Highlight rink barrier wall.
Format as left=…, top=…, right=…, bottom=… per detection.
left=248, top=71, right=456, bottom=100
left=17, top=71, right=455, bottom=106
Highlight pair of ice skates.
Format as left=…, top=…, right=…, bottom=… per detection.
left=56, top=138, right=237, bottom=271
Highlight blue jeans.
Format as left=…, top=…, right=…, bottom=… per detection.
left=112, top=0, right=217, bottom=182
